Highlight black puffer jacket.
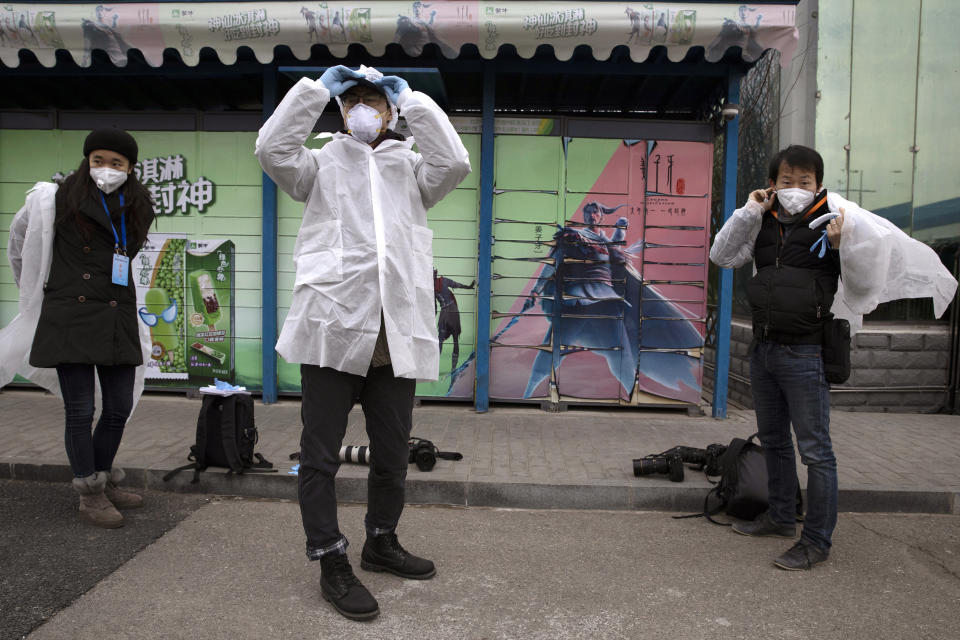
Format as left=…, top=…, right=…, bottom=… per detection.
left=29, top=192, right=144, bottom=367
left=746, top=191, right=841, bottom=344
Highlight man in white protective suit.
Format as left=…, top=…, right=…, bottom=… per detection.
left=255, top=64, right=470, bottom=621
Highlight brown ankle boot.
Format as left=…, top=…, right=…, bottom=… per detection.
left=104, top=468, right=144, bottom=509
left=72, top=472, right=124, bottom=528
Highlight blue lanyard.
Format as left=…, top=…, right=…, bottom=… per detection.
left=99, top=192, right=127, bottom=254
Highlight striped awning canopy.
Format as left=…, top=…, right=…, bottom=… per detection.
left=0, top=1, right=798, bottom=68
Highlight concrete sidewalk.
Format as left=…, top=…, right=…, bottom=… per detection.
left=1, top=388, right=959, bottom=513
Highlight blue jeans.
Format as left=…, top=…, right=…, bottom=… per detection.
left=749, top=341, right=838, bottom=551
left=56, top=363, right=136, bottom=478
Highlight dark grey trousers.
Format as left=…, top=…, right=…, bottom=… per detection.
left=298, top=364, right=416, bottom=552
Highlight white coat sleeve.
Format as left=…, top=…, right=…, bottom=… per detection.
left=254, top=77, right=331, bottom=203
left=7, top=201, right=30, bottom=286
left=709, top=200, right=764, bottom=269
left=396, top=88, right=472, bottom=210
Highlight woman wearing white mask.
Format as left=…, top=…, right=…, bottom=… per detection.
left=256, top=65, right=470, bottom=621
left=21, top=129, right=155, bottom=528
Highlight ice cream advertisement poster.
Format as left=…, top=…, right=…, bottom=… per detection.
left=135, top=234, right=236, bottom=383
left=135, top=233, right=188, bottom=380
left=185, top=239, right=235, bottom=383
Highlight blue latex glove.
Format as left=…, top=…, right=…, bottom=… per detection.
left=379, top=75, right=409, bottom=103
left=319, top=65, right=362, bottom=97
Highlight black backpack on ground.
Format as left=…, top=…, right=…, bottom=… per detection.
left=677, top=433, right=802, bottom=525
left=163, top=393, right=275, bottom=484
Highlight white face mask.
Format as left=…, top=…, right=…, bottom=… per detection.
left=776, top=188, right=815, bottom=215
left=345, top=103, right=386, bottom=144
left=89, top=167, right=128, bottom=194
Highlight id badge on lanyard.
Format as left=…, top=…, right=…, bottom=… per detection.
left=100, top=192, right=129, bottom=286
left=112, top=254, right=129, bottom=286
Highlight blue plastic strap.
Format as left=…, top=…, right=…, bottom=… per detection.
left=99, top=192, right=127, bottom=253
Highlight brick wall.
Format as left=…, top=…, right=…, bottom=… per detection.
left=703, top=319, right=953, bottom=413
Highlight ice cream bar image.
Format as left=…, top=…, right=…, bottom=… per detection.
left=189, top=270, right=221, bottom=328
left=191, top=342, right=226, bottom=365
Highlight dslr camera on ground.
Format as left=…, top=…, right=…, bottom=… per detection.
left=337, top=437, right=462, bottom=472
left=633, top=443, right=727, bottom=482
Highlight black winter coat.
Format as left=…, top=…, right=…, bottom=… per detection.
left=746, top=191, right=841, bottom=344
left=29, top=192, right=145, bottom=367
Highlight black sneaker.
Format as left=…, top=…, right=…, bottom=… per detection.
left=361, top=533, right=436, bottom=579
left=732, top=512, right=798, bottom=538
left=774, top=540, right=829, bottom=571
left=320, top=553, right=379, bottom=621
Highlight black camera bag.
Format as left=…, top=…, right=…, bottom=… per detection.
left=678, top=433, right=802, bottom=525
left=822, top=317, right=851, bottom=384
left=706, top=434, right=769, bottom=522
left=163, top=393, right=275, bottom=484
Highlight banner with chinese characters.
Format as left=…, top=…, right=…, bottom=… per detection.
left=134, top=154, right=215, bottom=216
left=0, top=2, right=797, bottom=68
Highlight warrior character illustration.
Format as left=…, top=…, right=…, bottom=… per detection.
left=512, top=200, right=704, bottom=400
left=625, top=7, right=643, bottom=44
left=522, top=201, right=638, bottom=398
left=300, top=6, right=320, bottom=42
left=434, top=269, right=475, bottom=372
left=81, top=5, right=131, bottom=66
left=707, top=5, right=765, bottom=60
left=394, top=1, right=456, bottom=57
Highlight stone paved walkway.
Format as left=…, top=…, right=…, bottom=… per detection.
left=2, top=388, right=958, bottom=513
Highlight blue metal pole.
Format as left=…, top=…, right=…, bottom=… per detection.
left=474, top=64, right=495, bottom=413
left=712, top=73, right=741, bottom=419
left=260, top=65, right=279, bottom=404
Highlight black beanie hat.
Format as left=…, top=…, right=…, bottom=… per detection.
left=83, top=128, right=138, bottom=165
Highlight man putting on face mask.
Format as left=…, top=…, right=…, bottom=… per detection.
left=255, top=65, right=470, bottom=620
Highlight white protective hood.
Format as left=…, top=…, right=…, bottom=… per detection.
left=1, top=182, right=151, bottom=407
left=709, top=193, right=958, bottom=334
left=255, top=75, right=471, bottom=380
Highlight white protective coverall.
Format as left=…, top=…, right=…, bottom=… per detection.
left=0, top=182, right=152, bottom=404
left=256, top=78, right=471, bottom=381
left=710, top=192, right=959, bottom=334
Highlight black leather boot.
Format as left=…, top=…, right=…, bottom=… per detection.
left=319, top=553, right=379, bottom=621
left=361, top=533, right=436, bottom=579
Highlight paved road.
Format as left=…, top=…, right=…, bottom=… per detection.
left=0, top=480, right=207, bottom=640
left=17, top=494, right=960, bottom=640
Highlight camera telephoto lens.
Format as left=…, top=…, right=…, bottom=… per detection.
left=633, top=456, right=664, bottom=476
left=632, top=454, right=684, bottom=482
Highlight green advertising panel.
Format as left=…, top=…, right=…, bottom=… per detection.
left=185, top=239, right=235, bottom=383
